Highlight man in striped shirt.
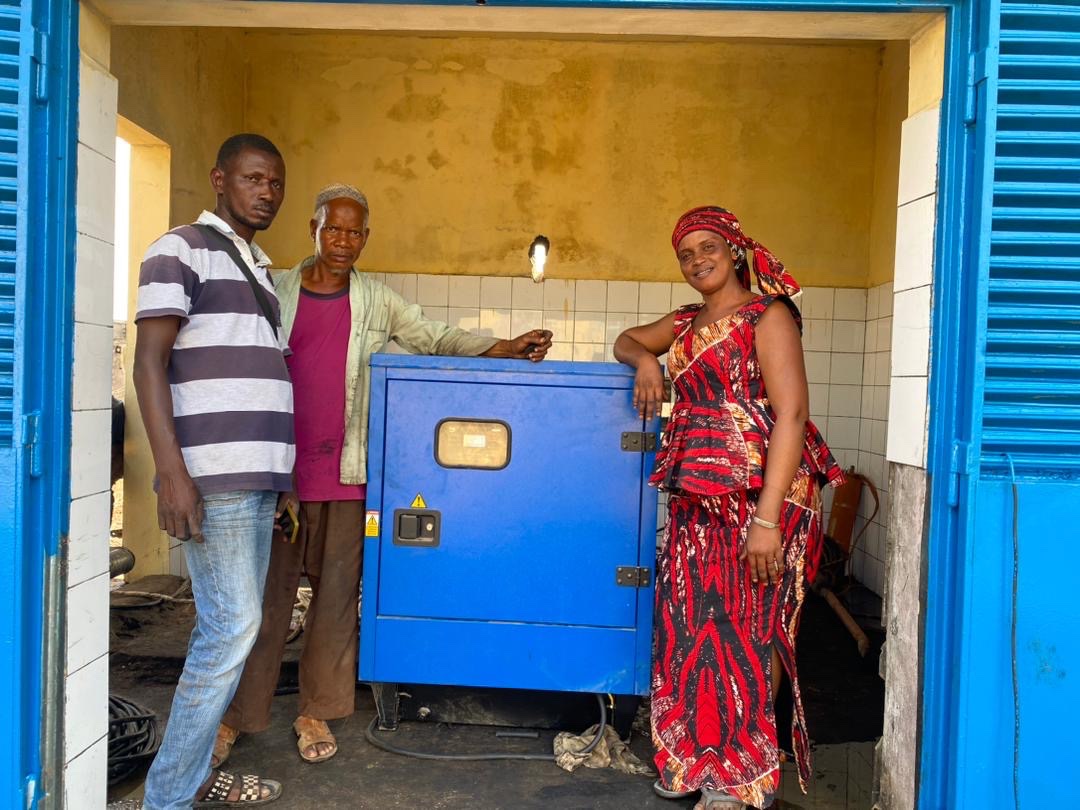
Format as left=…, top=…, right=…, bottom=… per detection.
left=213, top=184, right=552, bottom=769
left=133, top=133, right=291, bottom=809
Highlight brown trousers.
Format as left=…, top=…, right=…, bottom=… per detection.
left=223, top=500, right=365, bottom=732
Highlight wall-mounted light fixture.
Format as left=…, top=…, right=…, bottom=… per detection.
left=528, top=235, right=550, bottom=284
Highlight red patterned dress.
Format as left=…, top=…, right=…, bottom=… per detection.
left=650, top=295, right=843, bottom=808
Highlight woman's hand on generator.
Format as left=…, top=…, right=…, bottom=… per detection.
left=633, top=357, right=666, bottom=419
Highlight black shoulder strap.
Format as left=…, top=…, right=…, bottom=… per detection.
left=193, top=223, right=279, bottom=339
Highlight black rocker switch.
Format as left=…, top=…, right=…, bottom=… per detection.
left=398, top=513, right=419, bottom=541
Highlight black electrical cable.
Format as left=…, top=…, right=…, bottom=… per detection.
left=108, top=694, right=161, bottom=785
left=364, top=692, right=609, bottom=762
left=110, top=579, right=194, bottom=609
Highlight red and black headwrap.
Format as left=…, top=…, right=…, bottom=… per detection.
left=671, top=206, right=802, bottom=304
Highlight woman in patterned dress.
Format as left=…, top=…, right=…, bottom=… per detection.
left=614, top=207, right=843, bottom=810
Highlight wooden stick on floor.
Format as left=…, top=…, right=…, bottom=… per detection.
left=820, top=587, right=870, bottom=657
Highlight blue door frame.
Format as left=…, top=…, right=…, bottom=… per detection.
left=4, top=0, right=77, bottom=807
left=18, top=0, right=1060, bottom=806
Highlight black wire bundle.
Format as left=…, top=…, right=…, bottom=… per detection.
left=107, top=694, right=161, bottom=786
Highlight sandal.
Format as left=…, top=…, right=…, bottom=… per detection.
left=293, top=715, right=338, bottom=763
left=193, top=770, right=282, bottom=807
left=211, top=724, right=240, bottom=769
left=653, top=778, right=697, bottom=799
left=694, top=789, right=747, bottom=810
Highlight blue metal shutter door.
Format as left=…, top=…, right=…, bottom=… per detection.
left=962, top=2, right=1080, bottom=806
left=0, top=0, right=76, bottom=806
left=984, top=2, right=1080, bottom=472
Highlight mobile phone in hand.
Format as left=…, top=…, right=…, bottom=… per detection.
left=277, top=502, right=300, bottom=543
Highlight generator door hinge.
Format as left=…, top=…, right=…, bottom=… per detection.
left=616, top=566, right=651, bottom=587
left=620, top=432, right=656, bottom=453
left=948, top=440, right=971, bottom=507
left=965, top=48, right=988, bottom=126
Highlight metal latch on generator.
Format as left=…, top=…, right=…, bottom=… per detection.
left=615, top=566, right=651, bottom=587
left=620, top=432, right=657, bottom=452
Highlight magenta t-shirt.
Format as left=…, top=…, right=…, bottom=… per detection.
left=286, top=286, right=366, bottom=502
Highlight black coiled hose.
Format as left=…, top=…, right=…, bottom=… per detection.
left=107, top=694, right=161, bottom=785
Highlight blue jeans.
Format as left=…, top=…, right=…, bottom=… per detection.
left=143, top=490, right=277, bottom=810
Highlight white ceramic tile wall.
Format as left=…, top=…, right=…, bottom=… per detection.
left=75, top=233, right=114, bottom=327
left=72, top=322, right=114, bottom=411
left=391, top=274, right=854, bottom=375
left=68, top=48, right=117, bottom=803
left=64, top=652, right=108, bottom=763
left=78, top=55, right=117, bottom=162
left=75, top=144, right=116, bottom=245
left=65, top=735, right=108, bottom=809
left=897, top=104, right=940, bottom=207
left=448, top=275, right=480, bottom=308
left=885, top=106, right=938, bottom=470
left=892, top=286, right=932, bottom=377
left=886, top=376, right=929, bottom=467
left=849, top=281, right=894, bottom=597
left=67, top=492, right=110, bottom=589
left=415, top=274, right=448, bottom=308
left=67, top=573, right=109, bottom=675
left=893, top=194, right=937, bottom=292
left=512, top=277, right=545, bottom=310
left=479, top=277, right=511, bottom=309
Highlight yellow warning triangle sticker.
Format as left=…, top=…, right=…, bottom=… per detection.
left=411, top=493, right=427, bottom=509
left=365, top=514, right=380, bottom=537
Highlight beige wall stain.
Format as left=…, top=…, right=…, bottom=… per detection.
left=387, top=93, right=448, bottom=123
left=112, top=29, right=897, bottom=287
left=484, top=56, right=565, bottom=86
left=427, top=149, right=449, bottom=170
left=321, top=56, right=409, bottom=90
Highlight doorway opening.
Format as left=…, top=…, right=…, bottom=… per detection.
left=112, top=116, right=172, bottom=581
left=78, top=5, right=950, bottom=808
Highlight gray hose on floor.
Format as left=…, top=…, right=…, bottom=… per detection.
left=363, top=692, right=608, bottom=762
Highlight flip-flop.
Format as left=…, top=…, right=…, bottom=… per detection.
left=211, top=724, right=240, bottom=769
left=653, top=778, right=697, bottom=799
left=193, top=770, right=282, bottom=807
left=694, top=789, right=748, bottom=810
left=293, top=716, right=338, bottom=763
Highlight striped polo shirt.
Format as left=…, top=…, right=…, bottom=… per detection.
left=135, top=210, right=295, bottom=495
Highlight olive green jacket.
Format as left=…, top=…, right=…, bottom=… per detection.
left=275, top=258, right=498, bottom=485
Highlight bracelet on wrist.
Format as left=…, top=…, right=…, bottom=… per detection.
left=751, top=514, right=781, bottom=530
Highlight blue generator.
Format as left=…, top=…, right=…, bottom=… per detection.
left=359, top=354, right=659, bottom=729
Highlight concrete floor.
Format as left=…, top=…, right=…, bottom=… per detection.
left=111, top=690, right=873, bottom=809
left=108, top=584, right=876, bottom=809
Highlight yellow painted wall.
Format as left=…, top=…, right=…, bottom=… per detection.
left=909, top=17, right=946, bottom=114
left=118, top=117, right=174, bottom=579
left=112, top=29, right=888, bottom=288
left=868, top=41, right=909, bottom=287
left=110, top=27, right=247, bottom=236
